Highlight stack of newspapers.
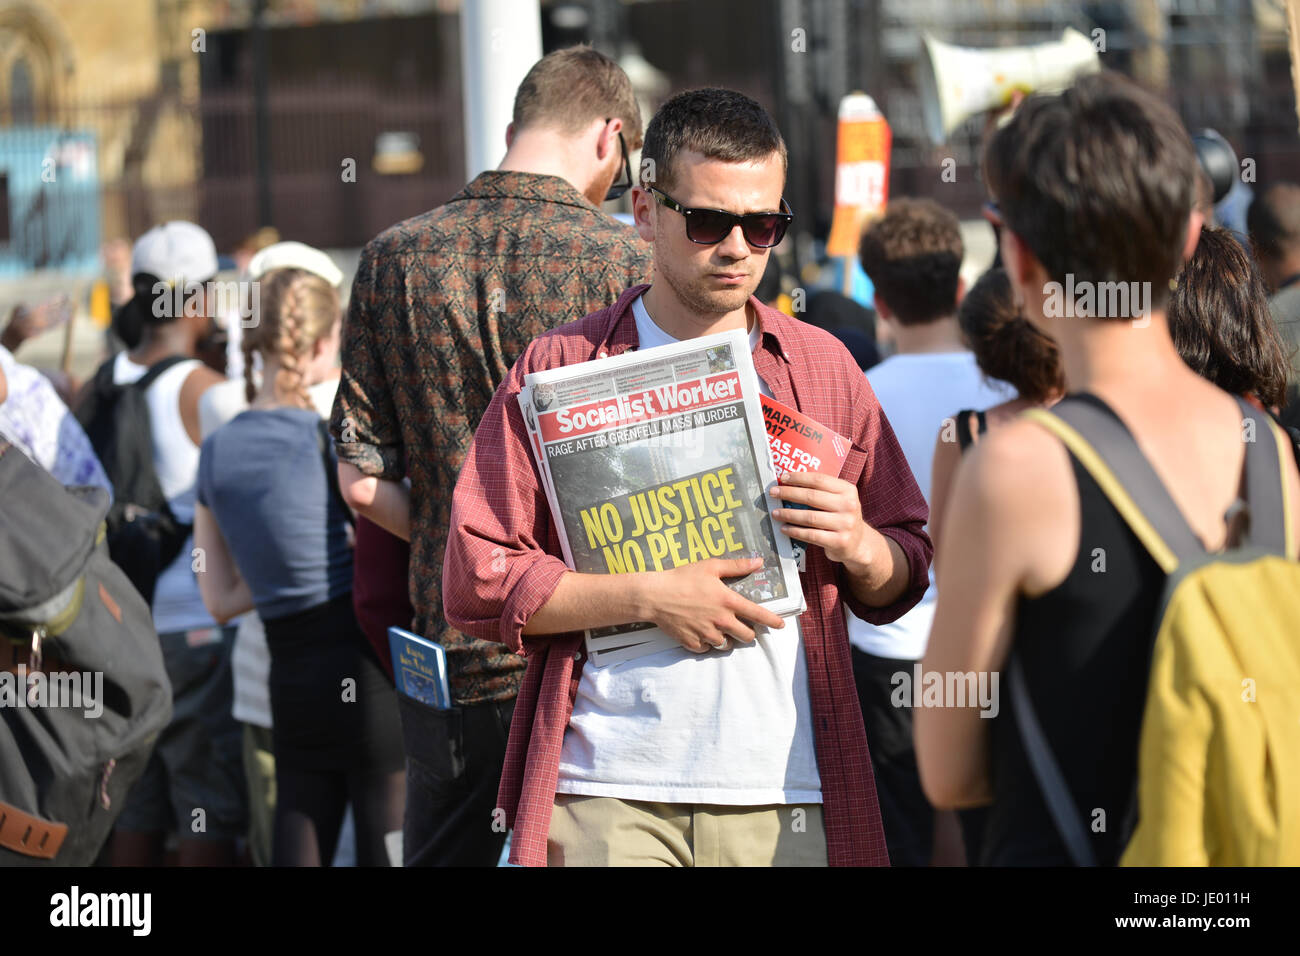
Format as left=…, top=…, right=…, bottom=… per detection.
left=517, top=328, right=847, bottom=665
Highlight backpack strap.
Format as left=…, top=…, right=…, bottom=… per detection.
left=1021, top=399, right=1187, bottom=572
left=137, top=355, right=196, bottom=543
left=1008, top=653, right=1097, bottom=866
left=1240, top=403, right=1296, bottom=558
left=1011, top=393, right=1297, bottom=865
left=90, top=353, right=191, bottom=395
left=134, top=354, right=191, bottom=392
left=1025, top=395, right=1294, bottom=566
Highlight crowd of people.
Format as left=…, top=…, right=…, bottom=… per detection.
left=3, top=43, right=1299, bottom=867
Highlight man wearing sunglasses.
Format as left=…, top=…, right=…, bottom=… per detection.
left=446, top=88, right=931, bottom=867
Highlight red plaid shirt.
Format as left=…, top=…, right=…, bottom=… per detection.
left=444, top=284, right=932, bottom=866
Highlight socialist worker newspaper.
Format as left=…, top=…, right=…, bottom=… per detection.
left=517, top=328, right=804, bottom=665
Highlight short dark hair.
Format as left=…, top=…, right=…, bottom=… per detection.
left=1168, top=225, right=1293, bottom=408
left=857, top=198, right=963, bottom=325
left=984, top=71, right=1198, bottom=315
left=958, top=268, right=1064, bottom=403
left=513, top=46, right=643, bottom=148
left=640, top=88, right=787, bottom=191
left=1246, top=182, right=1300, bottom=264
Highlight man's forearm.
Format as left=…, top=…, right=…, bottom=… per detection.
left=338, top=463, right=411, bottom=541
left=522, top=572, right=651, bottom=636
left=843, top=527, right=911, bottom=609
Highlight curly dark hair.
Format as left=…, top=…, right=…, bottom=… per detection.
left=640, top=88, right=787, bottom=191
left=1167, top=226, right=1293, bottom=408
left=858, top=198, right=963, bottom=326
left=958, top=268, right=1064, bottom=403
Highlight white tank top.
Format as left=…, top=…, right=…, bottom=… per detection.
left=113, top=351, right=216, bottom=633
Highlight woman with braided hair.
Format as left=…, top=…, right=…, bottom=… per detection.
left=194, top=266, right=405, bottom=867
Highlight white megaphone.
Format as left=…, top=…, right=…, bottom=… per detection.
left=918, top=28, right=1102, bottom=144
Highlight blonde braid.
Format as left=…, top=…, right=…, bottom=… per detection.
left=273, top=275, right=314, bottom=410
left=247, top=267, right=340, bottom=410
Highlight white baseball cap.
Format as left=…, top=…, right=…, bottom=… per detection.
left=246, top=241, right=344, bottom=288
left=112, top=221, right=219, bottom=344
left=131, top=221, right=219, bottom=284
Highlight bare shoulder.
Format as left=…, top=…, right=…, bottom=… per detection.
left=931, top=421, right=962, bottom=473
left=964, top=415, right=1071, bottom=496
left=181, top=363, right=226, bottom=395
left=957, top=415, right=1079, bottom=596
left=179, top=364, right=227, bottom=444
left=929, top=421, right=964, bottom=503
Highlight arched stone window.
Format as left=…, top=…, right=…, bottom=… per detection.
left=9, top=55, right=33, bottom=124
left=0, top=2, right=75, bottom=127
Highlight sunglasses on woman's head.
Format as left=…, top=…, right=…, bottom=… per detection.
left=647, top=186, right=793, bottom=248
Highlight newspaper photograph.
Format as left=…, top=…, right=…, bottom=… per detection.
left=517, top=328, right=804, bottom=663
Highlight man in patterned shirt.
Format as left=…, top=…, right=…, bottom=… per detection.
left=330, top=46, right=652, bottom=866
left=444, top=89, right=931, bottom=866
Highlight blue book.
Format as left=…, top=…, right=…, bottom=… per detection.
left=388, top=626, right=452, bottom=709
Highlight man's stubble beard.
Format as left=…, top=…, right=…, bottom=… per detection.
left=659, top=254, right=759, bottom=319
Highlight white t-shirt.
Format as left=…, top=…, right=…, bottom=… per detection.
left=846, top=351, right=1014, bottom=660
left=555, top=296, right=822, bottom=805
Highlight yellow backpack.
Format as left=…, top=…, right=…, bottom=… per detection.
left=1016, top=397, right=1300, bottom=866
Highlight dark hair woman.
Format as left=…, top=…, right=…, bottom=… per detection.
left=1167, top=225, right=1293, bottom=412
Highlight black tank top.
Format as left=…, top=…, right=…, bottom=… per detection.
left=981, top=394, right=1165, bottom=865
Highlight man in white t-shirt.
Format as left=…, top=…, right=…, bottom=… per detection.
left=445, top=89, right=932, bottom=867
left=849, top=198, right=1013, bottom=865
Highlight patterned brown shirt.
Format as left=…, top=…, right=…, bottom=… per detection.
left=330, top=171, right=654, bottom=704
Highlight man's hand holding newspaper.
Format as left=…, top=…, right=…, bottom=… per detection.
left=643, top=556, right=786, bottom=653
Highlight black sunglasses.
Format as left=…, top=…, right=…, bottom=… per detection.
left=647, top=186, right=793, bottom=248
left=603, top=120, right=633, bottom=202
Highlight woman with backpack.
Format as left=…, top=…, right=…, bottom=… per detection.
left=83, top=222, right=245, bottom=868
left=916, top=74, right=1300, bottom=866
left=194, top=266, right=404, bottom=867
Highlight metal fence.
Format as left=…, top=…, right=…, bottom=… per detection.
left=196, top=78, right=465, bottom=251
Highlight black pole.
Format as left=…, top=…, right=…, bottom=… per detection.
left=252, top=0, right=272, bottom=229
left=773, top=0, right=810, bottom=277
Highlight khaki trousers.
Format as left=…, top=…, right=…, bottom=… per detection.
left=547, top=794, right=828, bottom=867
left=241, top=723, right=276, bottom=867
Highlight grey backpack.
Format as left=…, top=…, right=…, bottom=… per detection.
left=0, top=437, right=172, bottom=865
